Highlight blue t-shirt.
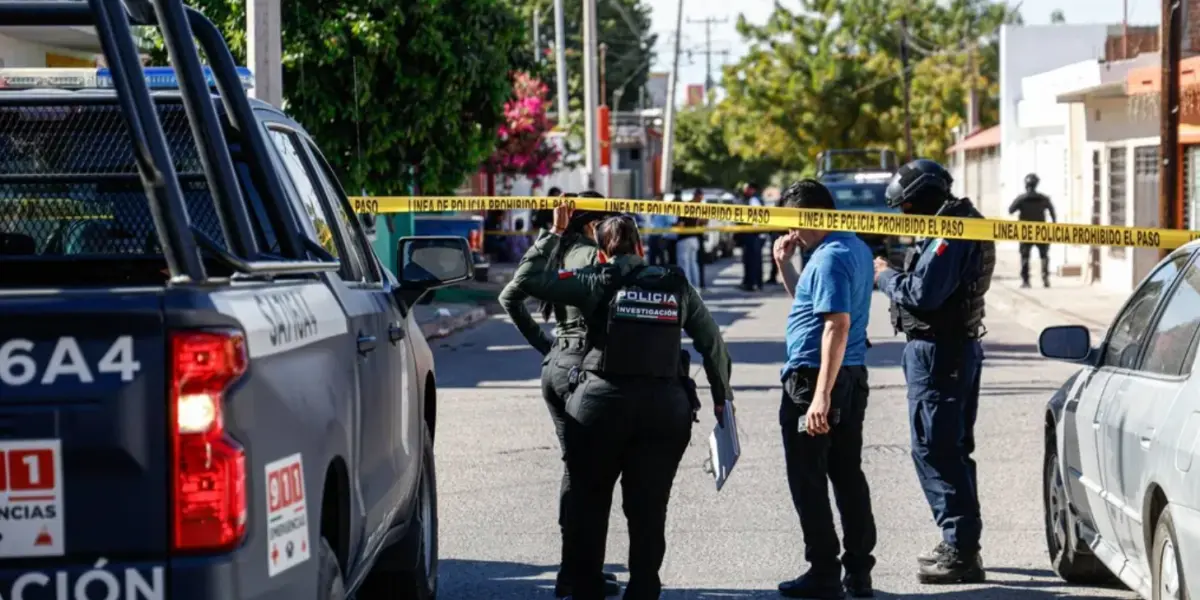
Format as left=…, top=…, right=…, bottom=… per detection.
left=783, top=232, right=875, bottom=376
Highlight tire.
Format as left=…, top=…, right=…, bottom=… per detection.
left=362, top=423, right=438, bottom=600
left=398, top=423, right=439, bottom=599
left=318, top=537, right=346, bottom=600
left=1043, top=443, right=1112, bottom=584
left=1152, top=506, right=1190, bottom=600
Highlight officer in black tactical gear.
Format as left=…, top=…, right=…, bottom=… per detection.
left=873, top=159, right=994, bottom=584
left=518, top=205, right=733, bottom=600
left=1008, top=173, right=1057, bottom=288
left=499, top=190, right=622, bottom=598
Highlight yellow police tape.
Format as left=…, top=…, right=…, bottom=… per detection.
left=350, top=195, right=1200, bottom=250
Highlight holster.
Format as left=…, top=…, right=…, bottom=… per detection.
left=679, top=350, right=702, bottom=422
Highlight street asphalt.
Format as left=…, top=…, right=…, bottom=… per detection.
left=427, top=258, right=1138, bottom=599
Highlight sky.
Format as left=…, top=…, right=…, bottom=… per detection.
left=646, top=0, right=1163, bottom=105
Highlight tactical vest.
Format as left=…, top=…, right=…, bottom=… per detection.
left=890, top=199, right=995, bottom=341
left=582, top=264, right=685, bottom=378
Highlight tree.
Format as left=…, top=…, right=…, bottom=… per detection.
left=483, top=73, right=562, bottom=191
left=673, top=105, right=778, bottom=189
left=143, top=0, right=526, bottom=195
left=717, top=0, right=1020, bottom=174
left=1050, top=9, right=1066, bottom=23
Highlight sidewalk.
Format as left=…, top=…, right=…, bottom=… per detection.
left=987, top=242, right=1126, bottom=340
left=414, top=302, right=489, bottom=340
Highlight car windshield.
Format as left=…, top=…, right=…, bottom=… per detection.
left=829, top=184, right=887, bottom=209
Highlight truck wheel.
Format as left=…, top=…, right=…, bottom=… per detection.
left=397, top=424, right=439, bottom=599
left=318, top=537, right=346, bottom=600
left=1152, top=506, right=1189, bottom=600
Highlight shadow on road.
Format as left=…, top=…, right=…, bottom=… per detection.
left=436, top=558, right=1113, bottom=599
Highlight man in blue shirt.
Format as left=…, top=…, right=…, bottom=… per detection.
left=773, top=180, right=877, bottom=599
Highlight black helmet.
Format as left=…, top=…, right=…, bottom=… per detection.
left=885, top=159, right=953, bottom=212
left=1025, top=173, right=1040, bottom=189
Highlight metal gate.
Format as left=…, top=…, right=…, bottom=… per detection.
left=1109, top=147, right=1128, bottom=259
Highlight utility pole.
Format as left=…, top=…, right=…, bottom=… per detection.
left=900, top=16, right=913, bottom=161
left=1123, top=0, right=1129, bottom=59
left=582, top=0, right=600, bottom=188
left=553, top=0, right=568, bottom=127
left=247, top=0, right=282, bottom=107
left=964, top=18, right=978, bottom=132
left=686, top=16, right=728, bottom=101
left=533, top=9, right=540, bottom=65
left=1160, top=0, right=1183, bottom=258
left=660, top=0, right=685, bottom=194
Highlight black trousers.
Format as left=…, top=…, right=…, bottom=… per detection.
left=540, top=338, right=589, bottom=583
left=779, top=366, right=877, bottom=576
left=564, top=373, right=693, bottom=600
left=1019, top=242, right=1049, bottom=282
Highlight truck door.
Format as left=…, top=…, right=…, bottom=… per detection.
left=265, top=126, right=398, bottom=552
left=296, top=135, right=422, bottom=514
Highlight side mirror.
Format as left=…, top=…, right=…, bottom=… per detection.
left=395, top=236, right=473, bottom=305
left=1038, top=325, right=1093, bottom=363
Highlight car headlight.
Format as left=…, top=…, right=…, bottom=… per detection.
left=897, top=236, right=914, bottom=245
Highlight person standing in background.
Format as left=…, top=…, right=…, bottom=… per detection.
left=646, top=192, right=667, bottom=266
left=690, top=189, right=710, bottom=291
left=738, top=182, right=766, bottom=291
left=1008, top=173, right=1057, bottom=288
left=676, top=190, right=704, bottom=289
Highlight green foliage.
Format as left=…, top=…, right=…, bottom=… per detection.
left=717, top=0, right=1020, bottom=178
left=1050, top=9, right=1066, bottom=23
left=673, top=106, right=779, bottom=190
left=144, top=0, right=525, bottom=194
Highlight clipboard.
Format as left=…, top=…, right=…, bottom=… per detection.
left=707, top=404, right=741, bottom=491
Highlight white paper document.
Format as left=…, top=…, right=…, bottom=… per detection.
left=707, top=404, right=741, bottom=491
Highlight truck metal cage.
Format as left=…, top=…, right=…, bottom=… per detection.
left=0, top=0, right=336, bottom=282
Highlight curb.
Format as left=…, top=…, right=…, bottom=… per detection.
left=419, top=306, right=489, bottom=340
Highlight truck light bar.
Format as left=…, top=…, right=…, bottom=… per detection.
left=0, top=66, right=254, bottom=91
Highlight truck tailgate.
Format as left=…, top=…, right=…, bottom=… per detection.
left=0, top=290, right=168, bottom=560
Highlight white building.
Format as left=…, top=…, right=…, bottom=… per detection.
left=999, top=24, right=1116, bottom=207
left=947, top=125, right=1000, bottom=214
left=1049, top=55, right=1184, bottom=293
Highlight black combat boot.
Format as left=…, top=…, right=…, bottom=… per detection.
left=917, top=546, right=985, bottom=584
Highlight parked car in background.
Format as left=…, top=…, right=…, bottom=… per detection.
left=1038, top=240, right=1200, bottom=599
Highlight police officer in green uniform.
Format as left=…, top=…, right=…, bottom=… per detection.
left=518, top=205, right=733, bottom=600
left=498, top=191, right=621, bottom=598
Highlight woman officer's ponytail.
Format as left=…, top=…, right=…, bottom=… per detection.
left=540, top=191, right=606, bottom=322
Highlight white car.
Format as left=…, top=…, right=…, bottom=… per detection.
left=1039, top=240, right=1200, bottom=598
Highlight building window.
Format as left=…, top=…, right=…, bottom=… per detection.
left=1108, top=146, right=1127, bottom=258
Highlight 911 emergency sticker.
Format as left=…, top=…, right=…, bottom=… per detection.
left=0, top=439, right=64, bottom=558
left=265, top=453, right=310, bottom=577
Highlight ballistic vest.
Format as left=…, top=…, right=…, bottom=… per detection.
left=582, top=264, right=685, bottom=378
left=890, top=198, right=995, bottom=340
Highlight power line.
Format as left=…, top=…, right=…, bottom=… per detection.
left=685, top=15, right=729, bottom=103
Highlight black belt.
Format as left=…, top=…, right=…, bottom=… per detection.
left=904, top=331, right=979, bottom=343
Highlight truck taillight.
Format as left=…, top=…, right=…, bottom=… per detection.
left=469, top=230, right=482, bottom=251
left=169, top=330, right=248, bottom=553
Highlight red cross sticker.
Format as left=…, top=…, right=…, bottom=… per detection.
left=271, top=545, right=279, bottom=563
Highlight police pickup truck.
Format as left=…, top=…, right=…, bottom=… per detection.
left=0, top=2, right=463, bottom=599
